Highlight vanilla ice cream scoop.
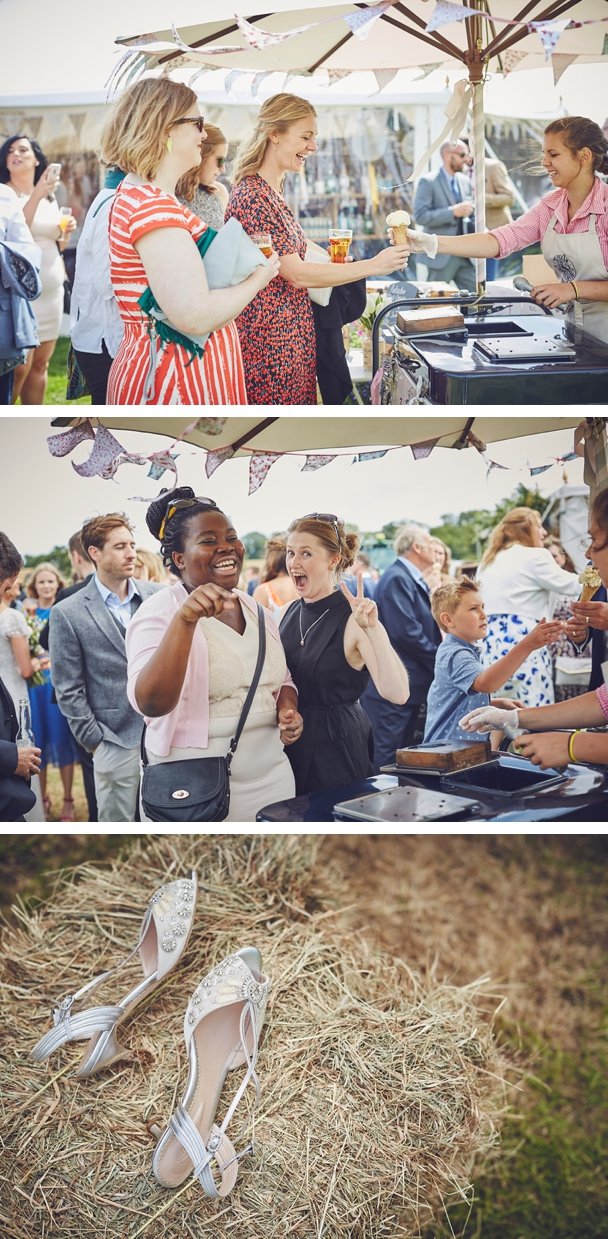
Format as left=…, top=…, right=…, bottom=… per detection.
left=578, top=564, right=602, bottom=602
left=386, top=210, right=411, bottom=246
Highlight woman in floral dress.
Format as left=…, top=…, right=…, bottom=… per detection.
left=226, top=94, right=409, bottom=406
left=100, top=79, right=279, bottom=405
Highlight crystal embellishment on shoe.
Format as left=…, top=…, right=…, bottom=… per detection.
left=152, top=946, right=270, bottom=1199
left=31, top=871, right=198, bottom=1078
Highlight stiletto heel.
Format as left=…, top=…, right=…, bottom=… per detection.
left=31, top=872, right=198, bottom=1078
left=152, top=946, right=270, bottom=1198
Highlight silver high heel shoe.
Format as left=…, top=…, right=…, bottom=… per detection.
left=31, top=872, right=198, bottom=1078
left=152, top=946, right=270, bottom=1199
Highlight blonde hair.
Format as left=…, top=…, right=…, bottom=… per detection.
left=232, top=93, right=317, bottom=186
left=27, top=561, right=66, bottom=600
left=480, top=507, right=542, bottom=569
left=431, top=536, right=453, bottom=576
left=287, top=515, right=358, bottom=575
left=431, top=577, right=479, bottom=633
left=176, top=124, right=227, bottom=201
left=99, top=79, right=199, bottom=180
left=134, top=547, right=167, bottom=583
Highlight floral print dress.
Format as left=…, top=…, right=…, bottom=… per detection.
left=225, top=174, right=317, bottom=405
left=482, top=614, right=553, bottom=708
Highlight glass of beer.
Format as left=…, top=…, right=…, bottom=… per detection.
left=253, top=233, right=273, bottom=257
left=329, top=228, right=353, bottom=263
left=58, top=207, right=73, bottom=235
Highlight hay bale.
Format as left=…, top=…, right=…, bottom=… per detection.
left=1, top=836, right=511, bottom=1239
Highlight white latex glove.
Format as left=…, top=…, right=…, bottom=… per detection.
left=459, top=706, right=520, bottom=736
left=407, top=228, right=439, bottom=258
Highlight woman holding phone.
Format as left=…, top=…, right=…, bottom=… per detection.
left=0, top=135, right=76, bottom=402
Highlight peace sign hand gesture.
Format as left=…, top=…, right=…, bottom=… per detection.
left=339, top=574, right=378, bottom=630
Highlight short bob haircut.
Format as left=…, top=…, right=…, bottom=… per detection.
left=81, top=513, right=134, bottom=555
left=99, top=79, right=199, bottom=181
left=431, top=576, right=479, bottom=633
left=0, top=135, right=48, bottom=186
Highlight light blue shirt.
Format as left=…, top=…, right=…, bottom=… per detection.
left=397, top=556, right=429, bottom=592
left=424, top=633, right=489, bottom=745
left=94, top=574, right=140, bottom=630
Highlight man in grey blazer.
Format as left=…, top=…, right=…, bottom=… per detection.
left=50, top=513, right=159, bottom=822
left=413, top=141, right=476, bottom=291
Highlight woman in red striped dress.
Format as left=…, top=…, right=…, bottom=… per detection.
left=100, top=80, right=280, bottom=405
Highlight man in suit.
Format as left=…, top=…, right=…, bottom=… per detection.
left=0, top=531, right=41, bottom=821
left=361, top=525, right=441, bottom=770
left=413, top=141, right=476, bottom=291
left=50, top=514, right=159, bottom=822
left=570, top=587, right=608, bottom=689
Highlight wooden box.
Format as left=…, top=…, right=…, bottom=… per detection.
left=396, top=305, right=465, bottom=334
left=395, top=740, right=492, bottom=773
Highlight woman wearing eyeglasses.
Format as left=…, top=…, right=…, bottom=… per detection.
left=126, top=487, right=301, bottom=821
left=176, top=123, right=229, bottom=231
left=100, top=80, right=280, bottom=405
left=279, top=514, right=409, bottom=796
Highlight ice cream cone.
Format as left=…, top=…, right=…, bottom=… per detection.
left=578, top=565, right=601, bottom=602
left=392, top=224, right=409, bottom=246
left=580, top=583, right=600, bottom=603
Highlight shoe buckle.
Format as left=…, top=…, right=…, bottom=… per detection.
left=53, top=994, right=75, bottom=1025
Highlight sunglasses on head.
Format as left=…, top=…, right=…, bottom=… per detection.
left=158, top=496, right=218, bottom=541
left=174, top=116, right=206, bottom=133
left=302, top=512, right=342, bottom=543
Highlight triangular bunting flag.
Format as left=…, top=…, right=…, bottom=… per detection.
left=344, top=2, right=393, bottom=41
left=373, top=68, right=399, bottom=93
left=225, top=70, right=247, bottom=93
left=529, top=463, right=554, bottom=476
left=501, top=49, right=527, bottom=74
left=147, top=451, right=178, bottom=481
left=249, top=453, right=281, bottom=494
left=251, top=72, right=268, bottom=97
left=301, top=454, right=336, bottom=473
left=551, top=53, right=577, bottom=84
left=72, top=425, right=125, bottom=478
left=426, top=2, right=484, bottom=35
left=352, top=450, right=388, bottom=464
left=47, top=420, right=95, bottom=458
left=234, top=13, right=312, bottom=49
left=528, top=19, right=569, bottom=61
left=205, top=446, right=236, bottom=478
left=411, top=437, right=440, bottom=460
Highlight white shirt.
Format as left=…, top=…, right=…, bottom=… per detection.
left=477, top=544, right=580, bottom=620
left=69, top=173, right=141, bottom=356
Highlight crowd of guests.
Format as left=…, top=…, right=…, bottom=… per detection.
left=6, top=83, right=605, bottom=407
left=1, top=494, right=607, bottom=824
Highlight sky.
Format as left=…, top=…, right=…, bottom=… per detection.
left=0, top=414, right=586, bottom=558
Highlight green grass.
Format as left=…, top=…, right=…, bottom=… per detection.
left=44, top=337, right=89, bottom=406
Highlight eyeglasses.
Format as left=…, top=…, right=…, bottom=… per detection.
left=302, top=512, right=342, bottom=543
left=216, top=155, right=226, bottom=168
left=174, top=116, right=206, bottom=133
left=158, top=496, right=218, bottom=542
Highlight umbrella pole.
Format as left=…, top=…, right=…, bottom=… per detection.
left=472, top=79, right=486, bottom=294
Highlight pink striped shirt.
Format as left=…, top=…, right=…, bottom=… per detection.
left=492, top=176, right=608, bottom=270
left=596, top=683, right=608, bottom=721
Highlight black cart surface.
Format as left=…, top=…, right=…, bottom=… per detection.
left=372, top=294, right=608, bottom=404
left=257, top=754, right=605, bottom=823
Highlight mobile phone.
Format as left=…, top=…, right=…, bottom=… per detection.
left=47, top=162, right=62, bottom=179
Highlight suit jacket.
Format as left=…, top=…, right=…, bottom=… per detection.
left=372, top=559, right=441, bottom=702
left=583, top=585, right=607, bottom=690
left=49, top=576, right=159, bottom=752
left=0, top=674, right=36, bottom=820
left=39, top=573, right=94, bottom=650
left=484, top=159, right=516, bottom=231
left=413, top=166, right=474, bottom=272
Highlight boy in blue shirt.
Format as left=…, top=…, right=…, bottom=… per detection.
left=423, top=578, right=563, bottom=746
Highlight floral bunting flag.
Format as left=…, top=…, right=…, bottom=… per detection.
left=501, top=49, right=527, bottom=74
left=327, top=69, right=351, bottom=84
left=205, top=445, right=236, bottom=478
left=301, top=454, right=336, bottom=473
left=551, top=53, right=578, bottom=84
left=47, top=419, right=95, bottom=458
left=147, top=451, right=178, bottom=481
left=343, top=2, right=393, bottom=41
left=170, top=23, right=246, bottom=57
left=410, top=437, right=439, bottom=460
left=352, top=450, right=388, bottom=464
left=249, top=453, right=281, bottom=494
left=72, top=425, right=125, bottom=478
left=373, top=68, right=399, bottom=93
left=234, top=13, right=313, bottom=49
left=528, top=19, right=570, bottom=61
left=426, top=2, right=484, bottom=34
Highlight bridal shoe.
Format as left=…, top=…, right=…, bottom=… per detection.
left=31, top=872, right=198, bottom=1078
left=152, top=947, right=270, bottom=1199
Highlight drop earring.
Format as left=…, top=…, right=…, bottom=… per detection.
left=166, top=136, right=173, bottom=153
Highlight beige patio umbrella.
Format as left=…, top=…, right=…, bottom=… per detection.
left=112, top=0, right=608, bottom=287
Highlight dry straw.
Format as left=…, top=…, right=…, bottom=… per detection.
left=1, top=835, right=513, bottom=1238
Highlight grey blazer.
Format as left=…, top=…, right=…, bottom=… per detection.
left=413, top=167, right=473, bottom=271
left=49, top=576, right=159, bottom=752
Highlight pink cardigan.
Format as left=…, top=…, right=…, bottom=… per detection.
left=125, top=584, right=296, bottom=757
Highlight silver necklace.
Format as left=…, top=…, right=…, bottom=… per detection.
left=298, top=602, right=330, bottom=646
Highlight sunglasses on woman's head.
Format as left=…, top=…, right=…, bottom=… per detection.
left=158, top=496, right=218, bottom=541
left=302, top=513, right=342, bottom=542
left=174, top=116, right=206, bottom=133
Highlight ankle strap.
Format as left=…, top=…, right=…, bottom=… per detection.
left=31, top=1003, right=125, bottom=1060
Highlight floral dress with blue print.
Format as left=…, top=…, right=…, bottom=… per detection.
left=482, top=614, right=554, bottom=708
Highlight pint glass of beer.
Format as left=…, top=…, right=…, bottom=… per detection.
left=329, top=229, right=352, bottom=263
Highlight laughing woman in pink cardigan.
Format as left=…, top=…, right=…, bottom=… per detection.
left=126, top=487, right=301, bottom=821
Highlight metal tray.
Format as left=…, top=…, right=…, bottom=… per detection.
left=472, top=335, right=576, bottom=363
left=380, top=755, right=498, bottom=778
left=333, top=785, right=482, bottom=822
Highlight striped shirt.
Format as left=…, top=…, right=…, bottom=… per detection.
left=491, top=176, right=608, bottom=271
left=107, top=184, right=246, bottom=405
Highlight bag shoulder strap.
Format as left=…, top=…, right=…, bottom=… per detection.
left=140, top=602, right=267, bottom=768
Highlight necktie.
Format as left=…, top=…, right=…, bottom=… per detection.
left=451, top=176, right=461, bottom=202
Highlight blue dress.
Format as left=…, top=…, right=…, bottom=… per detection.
left=28, top=606, right=78, bottom=769
left=481, top=613, right=553, bottom=708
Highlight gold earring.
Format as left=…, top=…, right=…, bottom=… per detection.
left=166, top=136, right=173, bottom=153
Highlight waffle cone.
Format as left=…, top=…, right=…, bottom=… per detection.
left=392, top=224, right=409, bottom=245
left=579, top=584, right=599, bottom=603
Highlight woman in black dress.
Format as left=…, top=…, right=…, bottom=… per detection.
left=280, top=514, right=409, bottom=795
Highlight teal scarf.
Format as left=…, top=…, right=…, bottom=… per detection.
left=137, top=227, right=218, bottom=359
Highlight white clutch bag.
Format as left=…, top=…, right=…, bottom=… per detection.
left=305, top=241, right=333, bottom=307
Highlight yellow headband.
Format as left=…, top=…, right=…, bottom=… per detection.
left=158, top=504, right=178, bottom=544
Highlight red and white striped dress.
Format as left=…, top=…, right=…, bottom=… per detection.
left=106, top=184, right=247, bottom=405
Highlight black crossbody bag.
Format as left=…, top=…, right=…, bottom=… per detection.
left=140, top=604, right=266, bottom=822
